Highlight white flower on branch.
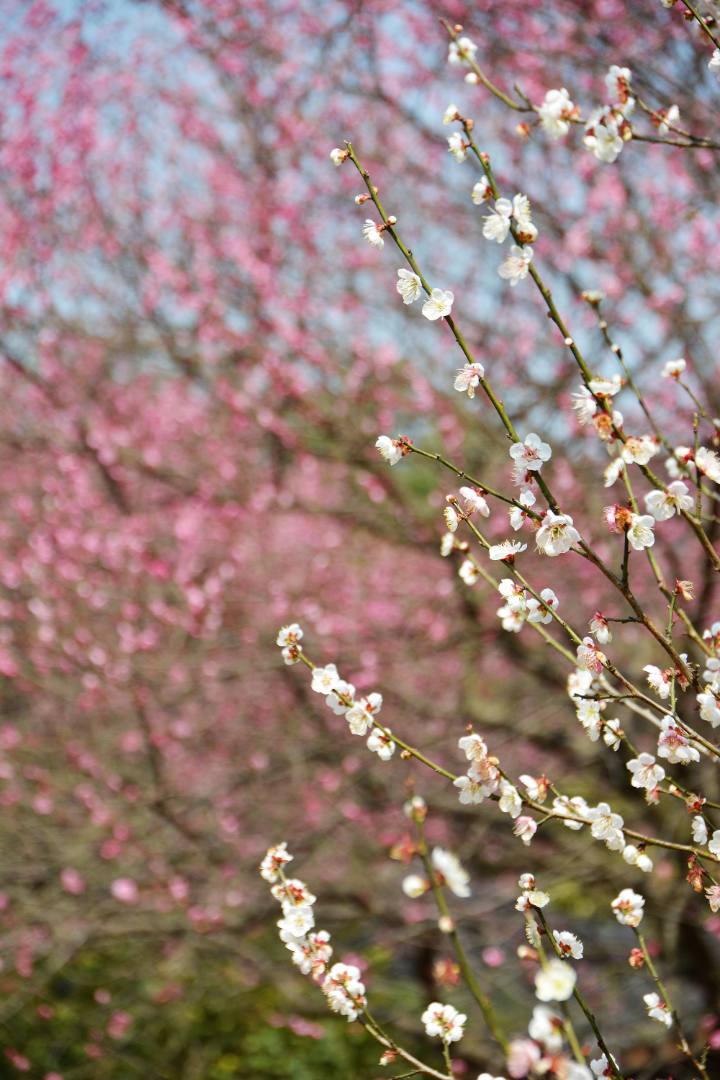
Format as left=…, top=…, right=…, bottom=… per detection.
left=362, top=219, right=384, bottom=248
left=259, top=842, right=293, bottom=884
left=611, top=888, right=644, bottom=927
left=643, top=992, right=672, bottom=1027
left=311, top=663, right=340, bottom=694
left=366, top=726, right=395, bottom=760
left=432, top=847, right=471, bottom=898
left=553, top=930, right=583, bottom=959
left=448, top=36, right=477, bottom=66
left=644, top=481, right=693, bottom=520
left=322, top=963, right=367, bottom=1021
left=657, top=716, right=700, bottom=765
left=622, top=845, right=653, bottom=873
left=572, top=385, right=598, bottom=425
left=483, top=198, right=513, bottom=242
left=535, top=511, right=580, bottom=556
left=587, top=802, right=624, bottom=850
left=662, top=357, right=685, bottom=379
left=698, top=690, right=720, bottom=727
left=402, top=874, right=428, bottom=898
left=396, top=268, right=422, bottom=305
left=509, top=432, right=552, bottom=474
left=584, top=108, right=625, bottom=163
left=454, top=362, right=485, bottom=397
left=442, top=103, right=460, bottom=124
left=528, top=1003, right=564, bottom=1050
left=535, top=958, right=577, bottom=1002
left=421, top=1001, right=466, bottom=1042
left=375, top=434, right=405, bottom=465
left=471, top=177, right=491, bottom=204
left=626, top=752, right=665, bottom=791
left=329, top=147, right=348, bottom=166
left=447, top=131, right=467, bottom=162
left=513, top=815, right=537, bottom=845
left=422, top=287, right=454, bottom=320
left=621, top=434, right=659, bottom=465
left=627, top=512, right=655, bottom=551
left=696, top=446, right=720, bottom=483
left=346, top=693, right=382, bottom=735
left=692, top=816, right=708, bottom=845
left=488, top=539, right=527, bottom=561
left=605, top=65, right=632, bottom=108
left=459, top=486, right=490, bottom=516
left=538, top=88, right=576, bottom=140
left=498, top=243, right=533, bottom=285
left=526, top=588, right=558, bottom=625
left=459, top=559, right=480, bottom=586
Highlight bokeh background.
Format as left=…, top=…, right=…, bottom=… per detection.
left=0, top=0, right=719, bottom=1076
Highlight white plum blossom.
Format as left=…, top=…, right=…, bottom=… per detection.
left=553, top=930, right=584, bottom=959
left=627, top=513, right=655, bottom=551
left=603, top=457, right=624, bottom=488
left=278, top=905, right=315, bottom=938
left=440, top=532, right=455, bottom=557
left=662, top=357, right=686, bottom=379
left=590, top=612, right=612, bottom=644
left=509, top=488, right=536, bottom=530
left=591, top=1055, right=617, bottom=1078
left=603, top=718, right=623, bottom=751
left=587, top=802, right=625, bottom=850
left=362, top=219, right=384, bottom=248
left=322, top=963, right=367, bottom=1021
left=568, top=667, right=594, bottom=701
left=622, top=845, right=653, bottom=873
left=422, top=288, right=454, bottom=321
left=698, top=690, right=720, bottom=727
left=459, top=486, right=490, bottom=516
left=396, top=268, right=422, bottom=305
left=277, top=624, right=303, bottom=648
left=454, top=362, right=485, bottom=397
left=611, top=888, right=644, bottom=927
left=709, top=830, right=720, bottom=857
left=513, top=816, right=538, bottom=845
left=402, top=874, right=428, bottom=898
left=554, top=795, right=589, bottom=831
left=643, top=664, right=671, bottom=700
left=643, top=992, right=672, bottom=1027
left=584, top=109, right=624, bottom=163
left=483, top=198, right=513, bottom=242
left=431, top=848, right=471, bottom=898
left=605, top=65, right=632, bottom=106
left=526, top=588, right=559, bottom=625
left=448, top=36, right=477, bottom=66
left=260, top=842, right=293, bottom=883
left=510, top=432, right=552, bottom=475
left=311, top=663, right=340, bottom=695
left=644, top=481, right=693, bottom=520
left=538, top=87, right=576, bottom=139
left=498, top=244, right=533, bottom=285
left=535, top=511, right=580, bottom=556
left=345, top=692, right=382, bottom=735
left=709, top=48, right=720, bottom=79
left=459, top=559, right=480, bottom=586
left=375, top=435, right=404, bottom=465
left=626, top=752, right=665, bottom=791
left=489, top=539, right=527, bottom=561
left=443, top=103, right=460, bottom=124
left=657, top=716, right=700, bottom=765
left=285, top=929, right=333, bottom=977
left=696, top=446, right=720, bottom=483
left=366, top=727, right=395, bottom=760
left=326, top=678, right=355, bottom=715
left=329, top=147, right=347, bottom=166
left=444, top=505, right=459, bottom=533
left=589, top=373, right=623, bottom=397
left=498, top=780, right=523, bottom=819
left=535, top=958, right=577, bottom=1002
left=577, top=637, right=606, bottom=674
left=447, top=131, right=467, bottom=162
left=621, top=435, right=659, bottom=465
left=572, top=385, right=598, bottom=425
left=471, top=177, right=491, bottom=204
left=692, top=816, right=708, bottom=846
left=576, top=698, right=603, bottom=741
left=528, top=1004, right=564, bottom=1050
left=421, top=1001, right=466, bottom=1043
